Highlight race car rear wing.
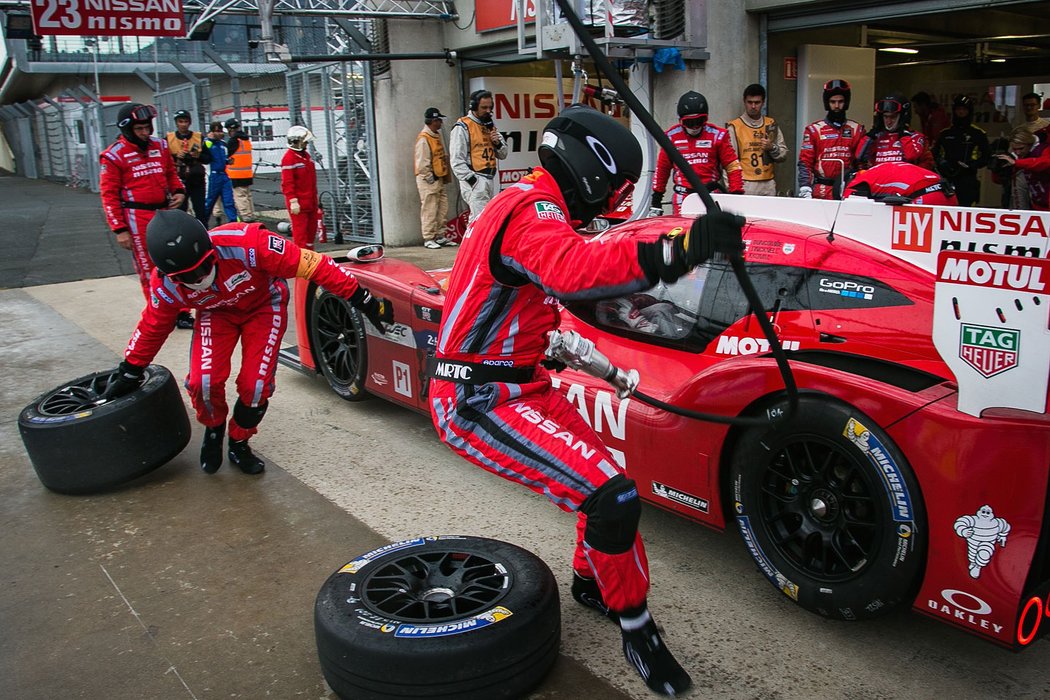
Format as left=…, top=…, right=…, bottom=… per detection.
left=683, top=194, right=1050, bottom=417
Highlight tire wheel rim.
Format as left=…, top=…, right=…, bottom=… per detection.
left=314, top=295, right=362, bottom=386
left=360, top=549, right=513, bottom=623
left=758, top=436, right=882, bottom=582
left=38, top=371, right=129, bottom=415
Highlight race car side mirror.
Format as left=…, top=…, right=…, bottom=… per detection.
left=348, top=245, right=384, bottom=263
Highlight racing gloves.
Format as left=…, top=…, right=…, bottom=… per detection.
left=648, top=191, right=664, bottom=218
left=798, top=186, right=813, bottom=199
left=104, top=361, right=145, bottom=399
left=289, top=198, right=301, bottom=215
left=637, top=210, right=745, bottom=284
left=349, top=286, right=394, bottom=334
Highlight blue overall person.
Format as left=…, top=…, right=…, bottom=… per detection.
left=204, top=120, right=239, bottom=225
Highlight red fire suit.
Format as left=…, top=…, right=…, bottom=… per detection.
left=100, top=135, right=185, bottom=300
left=797, top=119, right=866, bottom=199
left=652, top=123, right=744, bottom=214
left=280, top=148, right=320, bottom=249
left=431, top=167, right=658, bottom=613
left=854, top=128, right=930, bottom=169
left=122, top=222, right=362, bottom=440
left=843, top=162, right=958, bottom=205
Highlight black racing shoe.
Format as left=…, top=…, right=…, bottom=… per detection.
left=571, top=572, right=619, bottom=623
left=175, top=311, right=194, bottom=330
left=228, top=439, right=265, bottom=475
left=200, top=424, right=225, bottom=474
left=621, top=615, right=692, bottom=696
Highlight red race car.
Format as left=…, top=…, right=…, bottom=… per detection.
left=279, top=194, right=1050, bottom=649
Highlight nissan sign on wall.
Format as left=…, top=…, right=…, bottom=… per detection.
left=31, top=0, right=185, bottom=37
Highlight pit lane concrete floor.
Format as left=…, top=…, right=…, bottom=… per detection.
left=0, top=176, right=628, bottom=699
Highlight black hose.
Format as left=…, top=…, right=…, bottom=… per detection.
left=552, top=0, right=798, bottom=426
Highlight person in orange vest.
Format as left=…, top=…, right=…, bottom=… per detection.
left=225, top=118, right=255, bottom=222
left=280, top=125, right=321, bottom=249
left=415, top=107, right=457, bottom=249
left=166, top=110, right=211, bottom=226
left=726, top=83, right=788, bottom=196
left=450, top=90, right=508, bottom=221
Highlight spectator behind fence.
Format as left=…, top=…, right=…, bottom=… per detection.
left=415, top=107, right=457, bottom=249
left=225, top=118, right=255, bottom=222
left=450, top=90, right=508, bottom=222
left=1015, top=92, right=1050, bottom=136
left=204, top=121, right=239, bottom=225
left=281, top=126, right=320, bottom=250
left=725, top=83, right=788, bottom=196
left=650, top=90, right=743, bottom=216
left=166, top=110, right=211, bottom=227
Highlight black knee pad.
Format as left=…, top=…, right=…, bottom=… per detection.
left=580, top=475, right=641, bottom=554
left=233, top=399, right=268, bottom=429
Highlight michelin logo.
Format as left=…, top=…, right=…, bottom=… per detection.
left=652, top=481, right=709, bottom=513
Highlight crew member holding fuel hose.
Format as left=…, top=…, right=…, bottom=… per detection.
left=430, top=105, right=744, bottom=696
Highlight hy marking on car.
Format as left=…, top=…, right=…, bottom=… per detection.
left=892, top=206, right=1050, bottom=254
left=954, top=506, right=1011, bottom=579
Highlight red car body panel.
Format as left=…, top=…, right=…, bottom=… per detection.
left=285, top=201, right=1050, bottom=649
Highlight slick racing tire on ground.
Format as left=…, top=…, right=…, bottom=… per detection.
left=314, top=536, right=561, bottom=700
left=310, top=288, right=370, bottom=401
left=730, top=395, right=926, bottom=621
left=18, top=365, right=191, bottom=495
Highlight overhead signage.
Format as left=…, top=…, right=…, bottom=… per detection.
left=30, top=0, right=185, bottom=37
left=476, top=0, right=536, bottom=33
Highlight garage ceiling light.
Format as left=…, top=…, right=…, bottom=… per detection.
left=878, top=47, right=919, bottom=54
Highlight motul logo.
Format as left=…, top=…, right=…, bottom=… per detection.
left=892, top=206, right=933, bottom=252
left=959, top=324, right=1019, bottom=378
left=433, top=361, right=472, bottom=381
left=938, top=253, right=1048, bottom=292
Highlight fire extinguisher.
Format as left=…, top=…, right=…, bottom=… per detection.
left=317, top=207, right=327, bottom=244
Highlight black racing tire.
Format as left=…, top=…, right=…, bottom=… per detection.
left=314, top=536, right=561, bottom=700
left=730, top=395, right=926, bottom=621
left=18, top=365, right=191, bottom=495
left=310, top=288, right=370, bottom=401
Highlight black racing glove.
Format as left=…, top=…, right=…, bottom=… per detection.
left=650, top=191, right=663, bottom=209
left=349, top=287, right=394, bottom=334
left=104, top=361, right=145, bottom=400
left=637, top=211, right=745, bottom=284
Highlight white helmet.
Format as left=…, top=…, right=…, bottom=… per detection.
left=287, top=125, right=314, bottom=151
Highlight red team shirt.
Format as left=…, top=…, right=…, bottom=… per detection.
left=99, top=135, right=184, bottom=233
left=652, top=123, right=744, bottom=213
left=797, top=119, right=866, bottom=199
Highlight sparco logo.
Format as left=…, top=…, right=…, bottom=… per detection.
left=433, top=361, right=471, bottom=381
left=959, top=324, right=1019, bottom=378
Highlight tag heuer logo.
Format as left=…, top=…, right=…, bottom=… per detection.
left=959, top=323, right=1019, bottom=378
left=534, top=201, right=566, bottom=222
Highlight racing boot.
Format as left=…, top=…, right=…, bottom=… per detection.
left=571, top=572, right=618, bottom=623
left=200, top=424, right=225, bottom=474
left=228, top=439, right=265, bottom=475
left=620, top=606, right=692, bottom=696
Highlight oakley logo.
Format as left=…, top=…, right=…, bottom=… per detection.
left=585, top=135, right=617, bottom=175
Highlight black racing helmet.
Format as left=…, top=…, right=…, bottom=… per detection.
left=677, top=90, right=709, bottom=130
left=173, top=109, right=192, bottom=123
left=952, top=94, right=973, bottom=112
left=875, top=92, right=911, bottom=128
left=225, top=118, right=240, bottom=130
left=538, top=105, right=642, bottom=225
left=117, top=103, right=157, bottom=147
left=146, top=210, right=215, bottom=283
left=823, top=79, right=852, bottom=111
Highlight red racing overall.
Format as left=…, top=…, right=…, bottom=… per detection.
left=123, top=222, right=361, bottom=439
left=280, top=147, right=320, bottom=249
left=854, top=129, right=930, bottom=169
left=797, top=118, right=866, bottom=199
left=430, top=168, right=658, bottom=612
left=652, top=123, right=744, bottom=214
left=843, top=162, right=958, bottom=205
left=100, top=135, right=185, bottom=300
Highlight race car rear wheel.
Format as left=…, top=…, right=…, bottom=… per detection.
left=18, top=365, right=191, bottom=494
left=314, top=536, right=560, bottom=700
left=310, top=289, right=370, bottom=402
left=730, top=396, right=926, bottom=621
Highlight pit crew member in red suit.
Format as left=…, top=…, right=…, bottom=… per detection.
left=797, top=79, right=866, bottom=199
left=430, top=105, right=744, bottom=696
left=100, top=103, right=186, bottom=306
left=650, top=90, right=743, bottom=216
left=280, top=125, right=320, bottom=250
left=855, top=93, right=931, bottom=170
left=843, top=162, right=959, bottom=205
left=105, top=210, right=393, bottom=475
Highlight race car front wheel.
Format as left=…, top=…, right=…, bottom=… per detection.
left=310, top=288, right=370, bottom=402
left=730, top=396, right=926, bottom=621
left=314, top=536, right=560, bottom=700
left=18, top=365, right=191, bottom=494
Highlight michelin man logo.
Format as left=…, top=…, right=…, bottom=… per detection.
left=954, top=505, right=1010, bottom=579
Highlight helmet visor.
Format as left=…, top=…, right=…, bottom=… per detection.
left=169, top=249, right=216, bottom=285
left=119, top=105, right=157, bottom=127
left=876, top=99, right=904, bottom=114
left=824, top=79, right=851, bottom=92
left=680, top=114, right=707, bottom=130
